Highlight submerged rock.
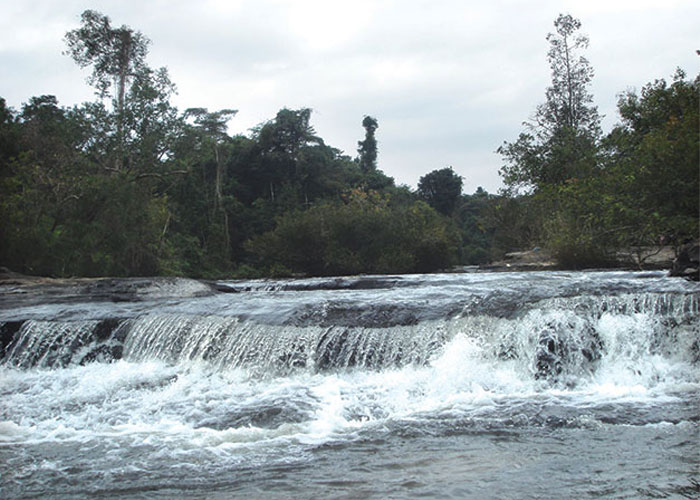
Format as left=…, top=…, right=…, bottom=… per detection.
left=534, top=321, right=603, bottom=382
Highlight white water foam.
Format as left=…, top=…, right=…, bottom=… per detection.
left=3, top=314, right=696, bottom=457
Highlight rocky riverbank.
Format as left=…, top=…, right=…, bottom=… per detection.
left=479, top=243, right=698, bottom=280
left=0, top=268, right=216, bottom=310
left=1, top=241, right=697, bottom=309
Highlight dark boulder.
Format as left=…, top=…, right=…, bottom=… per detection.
left=315, top=328, right=352, bottom=370
left=534, top=321, right=603, bottom=382
left=535, top=333, right=565, bottom=380
left=0, top=321, right=25, bottom=359
left=669, top=241, right=699, bottom=281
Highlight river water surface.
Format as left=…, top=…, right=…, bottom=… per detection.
left=1, top=271, right=698, bottom=499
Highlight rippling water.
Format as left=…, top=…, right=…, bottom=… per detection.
left=1, top=271, right=698, bottom=499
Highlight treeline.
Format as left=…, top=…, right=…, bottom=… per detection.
left=0, top=11, right=697, bottom=279
left=494, top=14, right=698, bottom=268
left=0, top=11, right=490, bottom=278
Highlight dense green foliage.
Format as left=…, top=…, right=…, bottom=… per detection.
left=496, top=14, right=698, bottom=268
left=417, top=167, right=463, bottom=216
left=0, top=11, right=466, bottom=278
left=1, top=11, right=696, bottom=277
left=357, top=116, right=379, bottom=174
left=246, top=190, right=459, bottom=276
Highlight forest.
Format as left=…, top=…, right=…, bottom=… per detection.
left=0, top=11, right=697, bottom=278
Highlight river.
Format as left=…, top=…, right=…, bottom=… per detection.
left=1, top=271, right=698, bottom=499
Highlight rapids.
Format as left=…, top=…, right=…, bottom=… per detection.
left=0, top=271, right=698, bottom=499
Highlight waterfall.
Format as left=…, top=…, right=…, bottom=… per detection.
left=2, top=291, right=697, bottom=388
left=2, top=273, right=698, bottom=500
left=3, top=319, right=128, bottom=369
left=122, top=314, right=453, bottom=373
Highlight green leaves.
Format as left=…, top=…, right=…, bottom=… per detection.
left=499, top=14, right=600, bottom=193
left=495, top=14, right=697, bottom=269
left=417, top=167, right=463, bottom=216
left=64, top=10, right=150, bottom=102
left=358, top=115, right=379, bottom=173
left=245, top=192, right=459, bottom=276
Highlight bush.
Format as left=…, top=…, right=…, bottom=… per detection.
left=245, top=192, right=459, bottom=276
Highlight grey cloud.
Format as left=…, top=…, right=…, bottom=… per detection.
left=2, top=0, right=698, bottom=193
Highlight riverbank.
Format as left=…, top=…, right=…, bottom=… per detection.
left=478, top=244, right=700, bottom=280
left=477, top=247, right=675, bottom=274
left=1, top=241, right=696, bottom=299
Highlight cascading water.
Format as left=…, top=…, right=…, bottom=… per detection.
left=1, top=271, right=698, bottom=499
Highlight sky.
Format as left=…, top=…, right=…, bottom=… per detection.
left=1, top=0, right=698, bottom=193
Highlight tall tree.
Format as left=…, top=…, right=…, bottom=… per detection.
left=357, top=115, right=378, bottom=173
left=253, top=108, right=320, bottom=203
left=498, top=14, right=600, bottom=191
left=184, top=108, right=237, bottom=208
left=64, top=10, right=150, bottom=171
left=183, top=107, right=238, bottom=258
left=541, top=14, right=600, bottom=136
left=0, top=98, right=19, bottom=174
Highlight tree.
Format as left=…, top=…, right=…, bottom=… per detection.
left=455, top=187, right=496, bottom=264
left=253, top=108, right=321, bottom=203
left=417, top=167, right=463, bottom=216
left=0, top=98, right=19, bottom=172
left=65, top=10, right=149, bottom=111
left=603, top=69, right=699, bottom=249
left=182, top=107, right=238, bottom=261
left=65, top=10, right=151, bottom=171
left=541, top=14, right=600, bottom=137
left=0, top=96, right=86, bottom=274
left=184, top=107, right=237, bottom=208
left=245, top=191, right=459, bottom=276
left=498, top=14, right=600, bottom=191
left=357, top=115, right=378, bottom=173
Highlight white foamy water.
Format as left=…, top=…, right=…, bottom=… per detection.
left=1, top=271, right=698, bottom=499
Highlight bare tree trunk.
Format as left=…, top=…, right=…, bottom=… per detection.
left=563, top=36, right=574, bottom=128
left=213, top=142, right=231, bottom=259
left=214, top=143, right=223, bottom=209
left=115, top=30, right=132, bottom=173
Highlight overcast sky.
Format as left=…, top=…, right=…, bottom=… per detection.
left=1, top=0, right=698, bottom=193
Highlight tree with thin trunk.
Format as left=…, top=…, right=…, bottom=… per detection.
left=64, top=10, right=150, bottom=172
left=184, top=107, right=238, bottom=254
left=184, top=108, right=237, bottom=208
left=498, top=14, right=600, bottom=192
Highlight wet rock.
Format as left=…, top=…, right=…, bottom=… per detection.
left=535, top=333, right=565, bottom=380
left=212, top=276, right=405, bottom=294
left=481, top=248, right=557, bottom=272
left=0, top=276, right=218, bottom=312
left=2, top=319, right=130, bottom=368
left=79, top=343, right=124, bottom=365
left=78, top=319, right=129, bottom=365
left=0, top=320, right=25, bottom=359
left=534, top=321, right=603, bottom=382
left=315, top=328, right=352, bottom=370
left=669, top=241, right=699, bottom=281
left=292, top=302, right=420, bottom=328
left=92, top=318, right=125, bottom=341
